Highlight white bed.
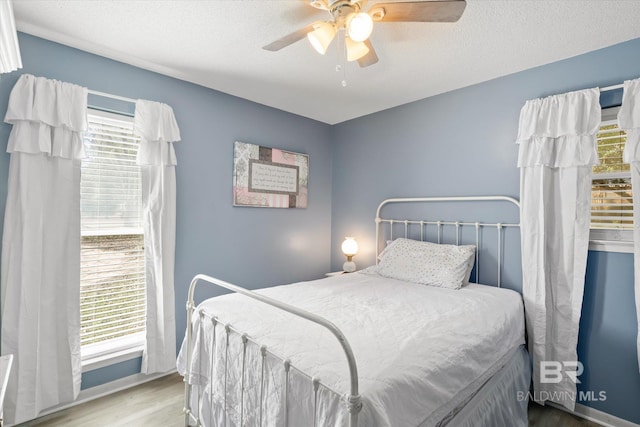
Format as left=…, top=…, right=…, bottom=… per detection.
left=178, top=196, right=530, bottom=426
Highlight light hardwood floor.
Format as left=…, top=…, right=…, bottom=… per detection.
left=19, top=374, right=185, bottom=427
left=528, top=402, right=603, bottom=427
left=19, top=373, right=603, bottom=426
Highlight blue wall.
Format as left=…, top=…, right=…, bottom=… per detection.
left=579, top=251, right=639, bottom=422
left=331, top=37, right=640, bottom=422
left=0, top=34, right=334, bottom=390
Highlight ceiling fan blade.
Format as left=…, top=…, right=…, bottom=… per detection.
left=370, top=0, right=466, bottom=23
left=358, top=40, right=379, bottom=68
left=263, top=22, right=318, bottom=52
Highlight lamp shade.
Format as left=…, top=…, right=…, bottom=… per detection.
left=342, top=237, right=358, bottom=273
left=345, top=37, right=369, bottom=61
left=341, top=237, right=359, bottom=256
left=307, top=22, right=337, bottom=55
left=346, top=12, right=373, bottom=43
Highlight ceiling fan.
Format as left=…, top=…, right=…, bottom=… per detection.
left=263, top=0, right=467, bottom=68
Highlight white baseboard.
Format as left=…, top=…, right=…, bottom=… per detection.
left=548, top=401, right=640, bottom=427
left=27, top=369, right=178, bottom=423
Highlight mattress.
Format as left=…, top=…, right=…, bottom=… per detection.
left=177, top=272, right=526, bottom=427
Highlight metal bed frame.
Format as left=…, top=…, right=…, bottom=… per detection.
left=375, top=196, right=520, bottom=287
left=182, top=196, right=520, bottom=427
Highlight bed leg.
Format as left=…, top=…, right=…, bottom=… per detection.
left=283, top=359, right=291, bottom=427
left=259, top=346, right=267, bottom=426
left=183, top=406, right=191, bottom=427
left=184, top=301, right=195, bottom=427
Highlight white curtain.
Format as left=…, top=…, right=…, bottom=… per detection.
left=0, top=0, right=22, bottom=74
left=517, top=88, right=601, bottom=411
left=1, top=74, right=87, bottom=424
left=134, top=99, right=180, bottom=374
left=618, top=78, right=640, bottom=372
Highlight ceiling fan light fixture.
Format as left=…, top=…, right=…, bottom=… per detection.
left=369, top=7, right=385, bottom=21
left=309, top=0, right=326, bottom=9
left=345, top=37, right=370, bottom=61
left=346, top=12, right=373, bottom=42
left=307, top=22, right=337, bottom=54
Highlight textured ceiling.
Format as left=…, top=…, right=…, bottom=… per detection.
left=12, top=0, right=640, bottom=124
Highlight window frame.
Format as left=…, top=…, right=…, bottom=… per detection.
left=80, top=108, right=146, bottom=371
left=588, top=106, right=633, bottom=253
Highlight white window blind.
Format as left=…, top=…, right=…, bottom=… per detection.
left=80, top=109, right=145, bottom=353
left=591, top=107, right=632, bottom=232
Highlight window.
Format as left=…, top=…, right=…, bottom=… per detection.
left=80, top=109, right=145, bottom=363
left=590, top=106, right=633, bottom=251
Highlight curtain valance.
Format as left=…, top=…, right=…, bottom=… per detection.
left=620, top=79, right=640, bottom=163
left=517, top=88, right=601, bottom=167
left=4, top=74, right=87, bottom=159
left=134, top=99, right=181, bottom=166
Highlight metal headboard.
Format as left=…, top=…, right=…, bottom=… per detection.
left=375, top=196, right=520, bottom=288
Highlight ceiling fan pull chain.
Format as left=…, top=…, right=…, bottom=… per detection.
left=336, top=29, right=347, bottom=87
left=341, top=63, right=347, bottom=88
left=335, top=28, right=342, bottom=73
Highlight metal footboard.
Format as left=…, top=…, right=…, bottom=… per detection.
left=183, top=273, right=362, bottom=427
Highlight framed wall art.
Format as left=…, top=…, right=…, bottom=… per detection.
left=233, top=141, right=309, bottom=208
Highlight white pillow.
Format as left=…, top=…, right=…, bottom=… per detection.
left=375, top=238, right=475, bottom=290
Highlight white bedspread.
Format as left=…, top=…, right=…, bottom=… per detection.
left=177, top=272, right=525, bottom=427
